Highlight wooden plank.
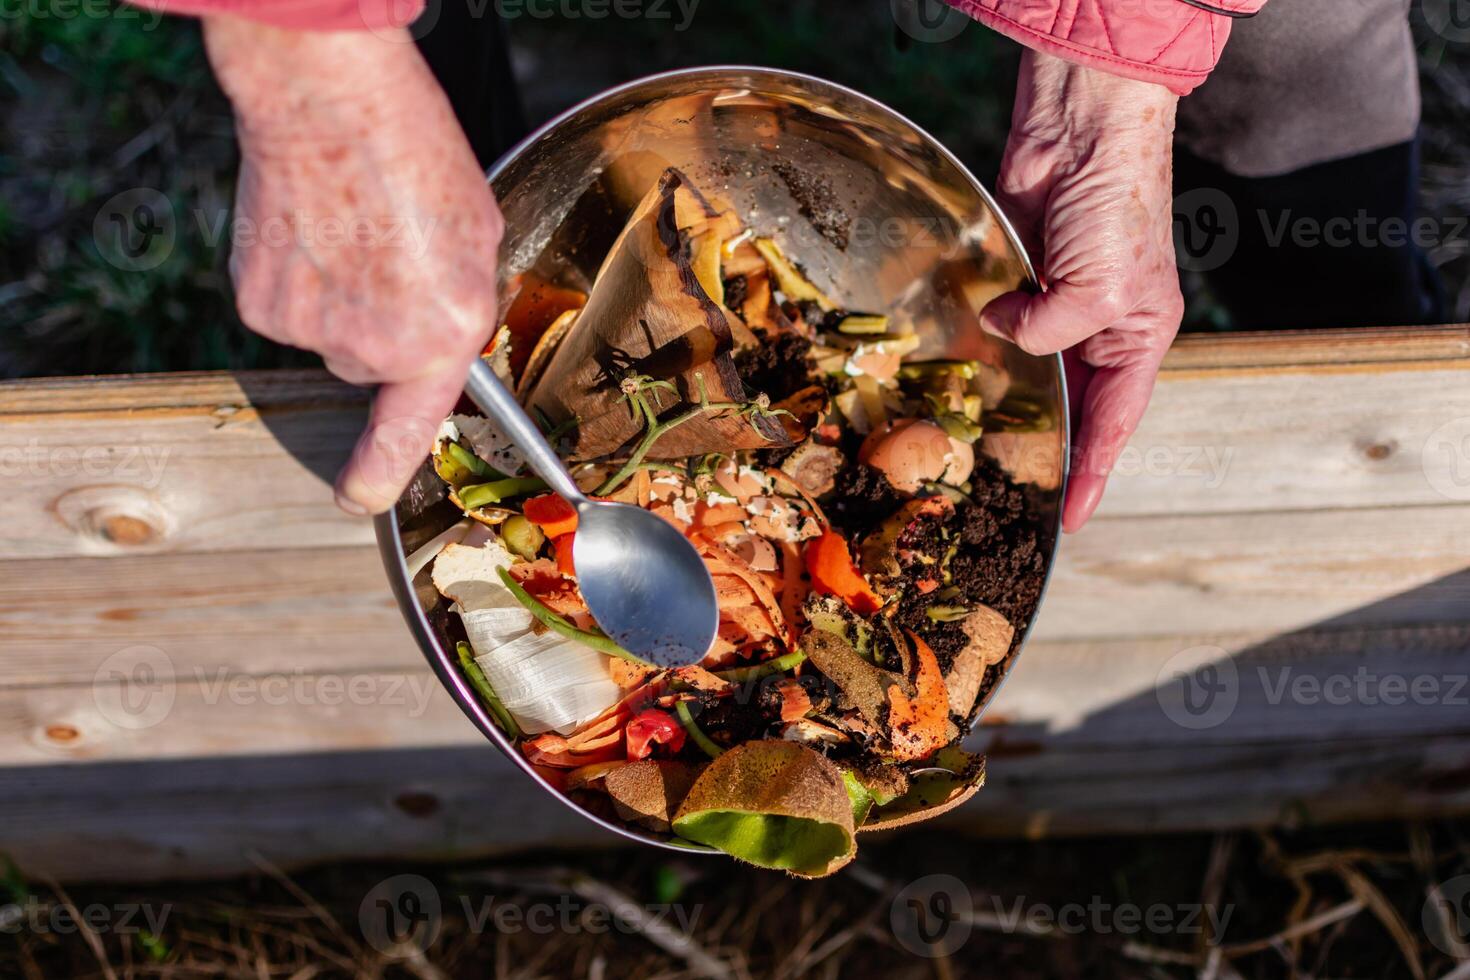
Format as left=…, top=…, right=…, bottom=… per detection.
left=1162, top=325, right=1470, bottom=371
left=1092, top=363, right=1470, bottom=516
left=0, top=548, right=408, bottom=687
left=1, top=748, right=601, bottom=883
left=6, top=733, right=1469, bottom=882
left=9, top=621, right=1467, bottom=769
left=0, top=325, right=1464, bottom=564
left=0, top=372, right=369, bottom=560
left=2, top=670, right=476, bottom=768
left=952, top=733, right=1470, bottom=840
left=1036, top=503, right=1470, bottom=640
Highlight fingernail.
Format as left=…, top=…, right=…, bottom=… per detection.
left=335, top=491, right=370, bottom=517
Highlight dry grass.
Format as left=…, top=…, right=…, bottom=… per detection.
left=4, top=821, right=1470, bottom=979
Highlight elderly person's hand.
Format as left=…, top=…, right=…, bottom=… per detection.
left=203, top=18, right=503, bottom=515
left=984, top=49, right=1184, bottom=532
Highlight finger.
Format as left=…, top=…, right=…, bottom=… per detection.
left=1062, top=354, right=1164, bottom=533
left=980, top=280, right=1125, bottom=357
left=334, top=365, right=471, bottom=516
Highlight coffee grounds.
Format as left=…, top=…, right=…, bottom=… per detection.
left=828, top=463, right=907, bottom=535
left=734, top=329, right=814, bottom=404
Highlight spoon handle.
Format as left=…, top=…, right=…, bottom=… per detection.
left=464, top=358, right=585, bottom=503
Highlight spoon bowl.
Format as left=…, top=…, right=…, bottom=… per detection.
left=572, top=499, right=719, bottom=667
left=461, top=357, right=718, bottom=668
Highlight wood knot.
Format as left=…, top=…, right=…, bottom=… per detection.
left=393, top=791, right=441, bottom=818
left=43, top=724, right=80, bottom=743
left=54, top=486, right=172, bottom=551
left=1360, top=440, right=1396, bottom=461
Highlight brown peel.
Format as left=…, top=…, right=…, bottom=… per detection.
left=522, top=168, right=787, bottom=461
left=605, top=760, right=703, bottom=833
left=672, top=740, right=856, bottom=877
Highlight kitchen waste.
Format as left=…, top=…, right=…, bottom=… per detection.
left=417, top=167, right=1057, bottom=877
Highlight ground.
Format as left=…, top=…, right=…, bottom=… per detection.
left=5, top=822, right=1470, bottom=978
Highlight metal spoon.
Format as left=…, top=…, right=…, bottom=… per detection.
left=464, top=358, right=718, bottom=668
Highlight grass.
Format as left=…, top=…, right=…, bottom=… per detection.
left=1, top=3, right=1466, bottom=380
left=4, top=822, right=1470, bottom=978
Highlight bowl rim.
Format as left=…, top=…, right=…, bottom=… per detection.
left=376, top=64, right=1070, bottom=853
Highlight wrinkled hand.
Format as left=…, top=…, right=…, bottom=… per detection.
left=204, top=19, right=503, bottom=515
left=983, top=50, right=1183, bottom=532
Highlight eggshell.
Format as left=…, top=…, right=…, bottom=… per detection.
left=860, top=419, right=974, bottom=493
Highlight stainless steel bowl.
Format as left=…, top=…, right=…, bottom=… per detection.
left=376, top=66, right=1068, bottom=851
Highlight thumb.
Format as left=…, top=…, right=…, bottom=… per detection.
left=334, top=365, right=471, bottom=515
left=980, top=280, right=1124, bottom=357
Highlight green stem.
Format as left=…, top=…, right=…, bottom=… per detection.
left=596, top=401, right=745, bottom=496
left=445, top=441, right=505, bottom=480
left=495, top=567, right=650, bottom=666
left=675, top=700, right=724, bottom=758
left=713, top=649, right=807, bottom=682
left=459, top=476, right=547, bottom=510
left=456, top=641, right=522, bottom=739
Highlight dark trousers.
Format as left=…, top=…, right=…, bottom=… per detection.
left=415, top=2, right=529, bottom=170
left=1174, top=140, right=1446, bottom=331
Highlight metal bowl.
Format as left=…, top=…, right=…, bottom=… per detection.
left=376, top=66, right=1068, bottom=851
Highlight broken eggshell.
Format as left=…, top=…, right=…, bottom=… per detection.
left=860, top=419, right=974, bottom=493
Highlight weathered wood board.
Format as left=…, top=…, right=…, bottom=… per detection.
left=3, top=327, right=1470, bottom=882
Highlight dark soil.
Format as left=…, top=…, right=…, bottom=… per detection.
left=732, top=328, right=814, bottom=404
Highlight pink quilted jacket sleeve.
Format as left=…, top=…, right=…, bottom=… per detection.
left=125, top=0, right=426, bottom=31
left=946, top=0, right=1268, bottom=95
